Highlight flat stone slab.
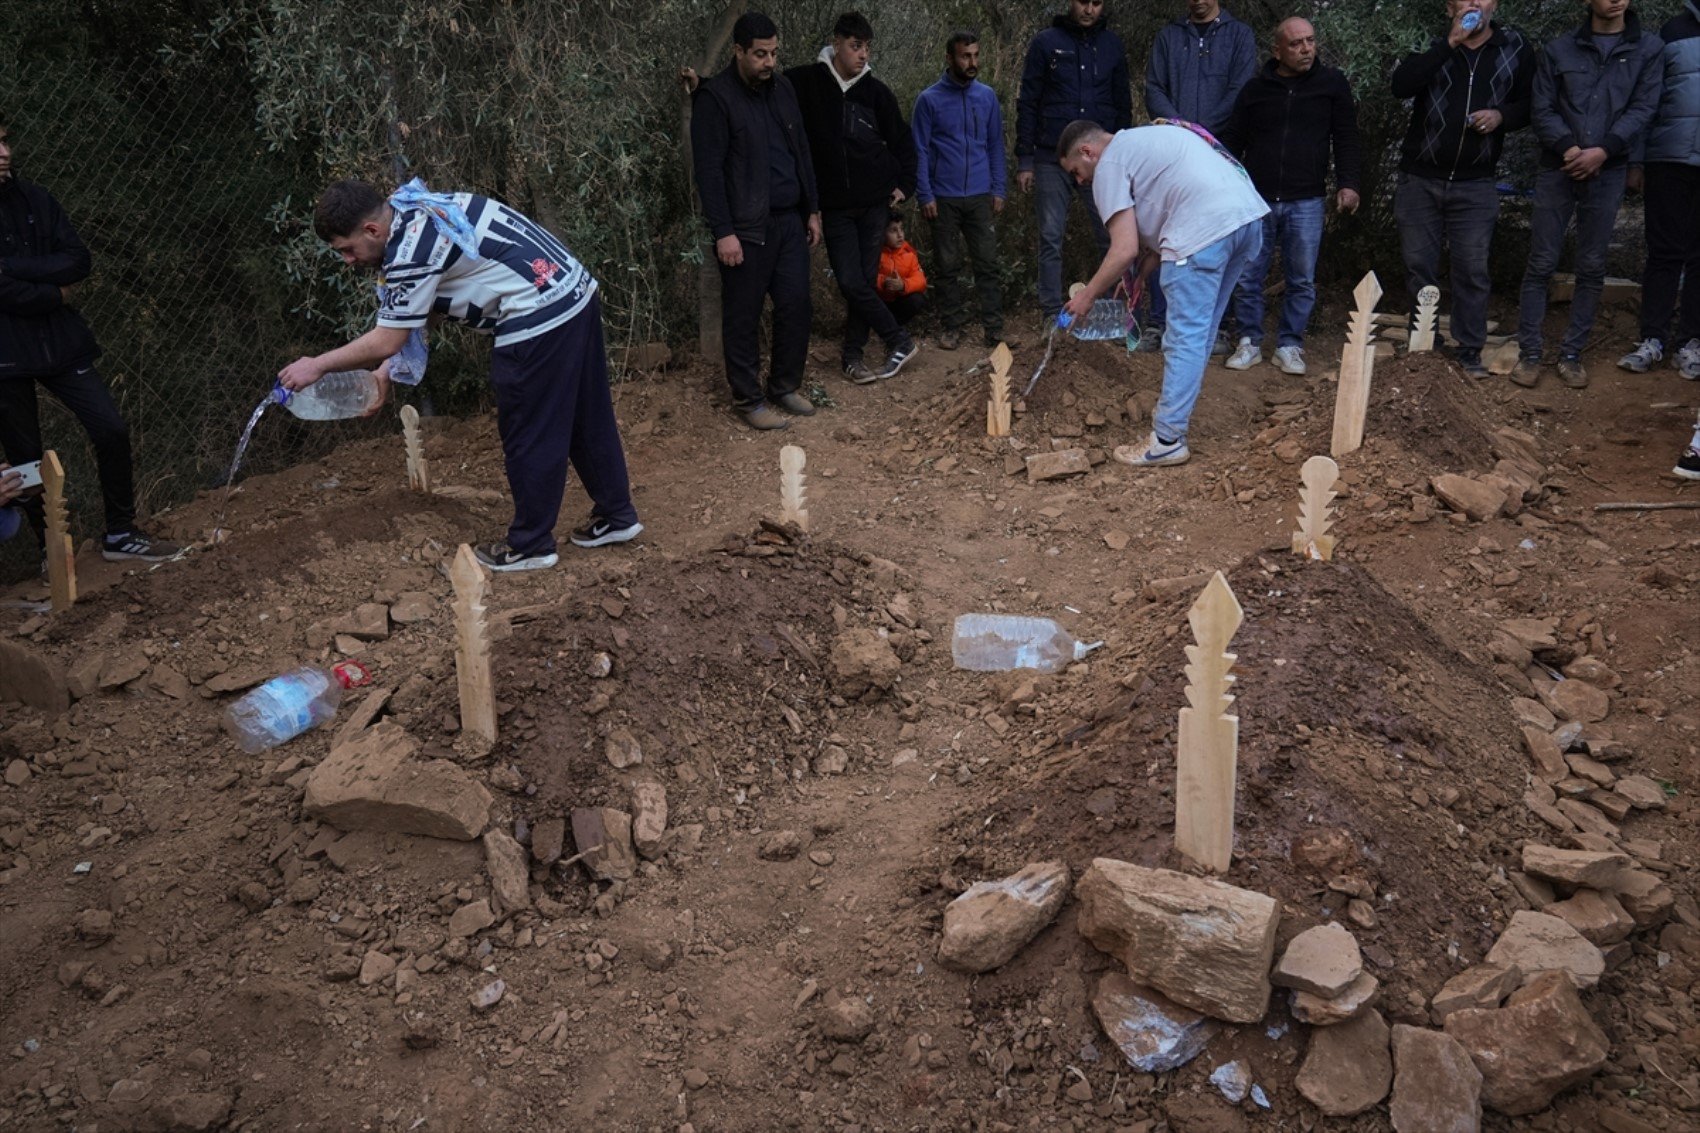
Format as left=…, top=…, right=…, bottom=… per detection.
left=303, top=722, right=491, bottom=841
left=938, top=860, right=1071, bottom=974
left=1090, top=972, right=1218, bottom=1073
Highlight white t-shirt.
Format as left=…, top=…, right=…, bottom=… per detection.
left=1092, top=125, right=1269, bottom=262
left=377, top=194, right=597, bottom=348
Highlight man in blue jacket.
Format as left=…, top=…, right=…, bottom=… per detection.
left=1016, top=0, right=1132, bottom=323
left=1142, top=0, right=1257, bottom=351
left=913, top=30, right=1008, bottom=351
left=1620, top=0, right=1700, bottom=381
left=1516, top=0, right=1662, bottom=390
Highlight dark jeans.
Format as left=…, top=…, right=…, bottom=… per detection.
left=1518, top=166, right=1627, bottom=359
left=1035, top=160, right=1109, bottom=317
left=0, top=362, right=135, bottom=537
left=1395, top=172, right=1499, bottom=354
left=823, top=206, right=908, bottom=365
left=1231, top=197, right=1325, bottom=347
left=1641, top=162, right=1700, bottom=345
left=718, top=211, right=811, bottom=408
left=489, top=296, right=638, bottom=556
left=929, top=194, right=1002, bottom=338
left=885, top=292, right=926, bottom=325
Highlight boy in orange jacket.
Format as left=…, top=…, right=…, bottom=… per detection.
left=878, top=210, right=927, bottom=326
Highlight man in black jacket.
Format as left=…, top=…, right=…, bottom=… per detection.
left=0, top=121, right=180, bottom=560
left=1219, top=18, right=1361, bottom=375
left=690, top=13, right=824, bottom=431
left=1390, top=0, right=1535, bottom=377
left=787, top=12, right=920, bottom=384
left=1515, top=0, right=1662, bottom=390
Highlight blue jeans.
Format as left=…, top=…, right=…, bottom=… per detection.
left=1395, top=173, right=1498, bottom=354
left=1517, top=166, right=1627, bottom=360
left=1035, top=160, right=1109, bottom=317
left=1154, top=221, right=1263, bottom=443
left=1231, top=198, right=1324, bottom=348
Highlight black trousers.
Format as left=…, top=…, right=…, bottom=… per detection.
left=823, top=205, right=908, bottom=365
left=0, top=362, right=135, bottom=536
left=886, top=293, right=926, bottom=325
left=1641, top=162, right=1700, bottom=346
left=718, top=211, right=811, bottom=408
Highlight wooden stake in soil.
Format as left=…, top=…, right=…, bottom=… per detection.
left=42, top=450, right=77, bottom=610
left=1410, top=285, right=1440, bottom=353
left=1331, top=271, right=1383, bottom=458
left=450, top=543, right=497, bottom=744
left=987, top=342, right=1013, bottom=437
left=400, top=404, right=430, bottom=493
left=779, top=444, right=809, bottom=531
left=1291, top=455, right=1340, bottom=561
left=1174, top=571, right=1244, bottom=873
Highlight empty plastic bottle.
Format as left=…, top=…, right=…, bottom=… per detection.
left=275, top=370, right=383, bottom=420
left=1057, top=299, right=1130, bottom=342
left=1460, top=9, right=1482, bottom=30
left=951, top=614, right=1103, bottom=673
left=224, top=660, right=372, bottom=753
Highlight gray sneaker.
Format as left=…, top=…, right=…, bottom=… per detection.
left=1555, top=356, right=1588, bottom=389
left=1617, top=338, right=1664, bottom=373
left=1678, top=338, right=1700, bottom=381
left=1224, top=338, right=1260, bottom=370
left=1271, top=345, right=1307, bottom=375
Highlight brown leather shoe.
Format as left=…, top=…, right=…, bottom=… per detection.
left=1509, top=358, right=1541, bottom=388
left=773, top=391, right=817, bottom=416
left=738, top=402, right=791, bottom=430
left=1556, top=357, right=1588, bottom=389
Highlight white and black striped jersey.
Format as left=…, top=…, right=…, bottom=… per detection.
left=376, top=194, right=596, bottom=347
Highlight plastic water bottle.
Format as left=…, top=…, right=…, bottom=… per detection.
left=951, top=614, right=1103, bottom=673
left=224, top=660, right=372, bottom=753
left=275, top=371, right=383, bottom=420
left=1460, top=9, right=1482, bottom=30
left=1058, top=299, right=1129, bottom=342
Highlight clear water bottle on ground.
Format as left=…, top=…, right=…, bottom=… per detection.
left=951, top=614, right=1103, bottom=673
left=225, top=660, right=372, bottom=753
left=1058, top=299, right=1129, bottom=342
left=275, top=370, right=383, bottom=420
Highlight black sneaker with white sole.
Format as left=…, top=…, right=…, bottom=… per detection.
left=876, top=342, right=919, bottom=379
left=570, top=519, right=644, bottom=548
left=1675, top=447, right=1700, bottom=481
left=103, top=531, right=185, bottom=562
left=473, top=542, right=560, bottom=571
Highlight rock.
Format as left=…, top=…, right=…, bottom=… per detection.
left=1485, top=910, right=1603, bottom=989
left=1521, top=845, right=1628, bottom=889
left=1210, top=1060, right=1252, bottom=1104
left=389, top=592, right=435, bottom=624
left=531, top=817, right=565, bottom=865
left=829, top=628, right=901, bottom=700
left=108, top=1078, right=152, bottom=1107
left=203, top=669, right=265, bottom=694
left=821, top=996, right=875, bottom=1042
left=333, top=602, right=390, bottom=641
left=1090, top=972, right=1219, bottom=1073
left=1608, top=869, right=1673, bottom=927
left=620, top=341, right=673, bottom=372
left=99, top=650, right=151, bottom=690
left=757, top=830, right=803, bottom=861
left=681, top=1067, right=709, bottom=1091
left=148, top=1091, right=233, bottom=1132
left=1431, top=474, right=1504, bottom=521
left=448, top=899, right=495, bottom=938
left=358, top=950, right=396, bottom=986
left=813, top=745, right=850, bottom=775
left=605, top=728, right=643, bottom=769
left=1289, top=827, right=1360, bottom=875
left=1390, top=1025, right=1482, bottom=1133
left=1520, top=727, right=1567, bottom=782
left=4, top=759, right=29, bottom=787
left=1498, top=618, right=1558, bottom=652
left=1536, top=679, right=1610, bottom=724
left=1561, top=655, right=1619, bottom=688
left=1547, top=889, right=1634, bottom=946
left=471, top=978, right=506, bottom=1011
left=1026, top=448, right=1091, bottom=482
left=1565, top=751, right=1615, bottom=787
left=1553, top=798, right=1620, bottom=838
left=1613, top=775, right=1668, bottom=810
left=1296, top=1008, right=1392, bottom=1117
left=630, top=779, right=668, bottom=860
left=937, top=860, right=1071, bottom=973
left=483, top=829, right=531, bottom=913
left=1292, top=971, right=1380, bottom=1025
left=1510, top=698, right=1557, bottom=730
left=1076, top=858, right=1280, bottom=1023
left=1272, top=922, right=1362, bottom=998
left=571, top=807, right=637, bottom=881
left=303, top=723, right=492, bottom=841
left=233, top=881, right=271, bottom=913
left=76, top=909, right=115, bottom=943
left=1429, top=964, right=1521, bottom=1023
left=1443, top=971, right=1608, bottom=1116
left=147, top=663, right=192, bottom=700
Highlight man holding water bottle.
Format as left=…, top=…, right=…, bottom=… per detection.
left=279, top=180, right=642, bottom=572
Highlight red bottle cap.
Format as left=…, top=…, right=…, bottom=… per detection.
left=331, top=660, right=373, bottom=689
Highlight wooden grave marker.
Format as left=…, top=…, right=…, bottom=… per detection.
left=42, top=451, right=77, bottom=610
left=1410, top=285, right=1440, bottom=353
left=1291, top=455, right=1340, bottom=561
left=780, top=444, right=809, bottom=531
left=1331, top=271, right=1382, bottom=458
left=1174, top=571, right=1244, bottom=873
left=400, top=404, right=430, bottom=492
left=987, top=342, right=1013, bottom=437
left=450, top=544, right=497, bottom=744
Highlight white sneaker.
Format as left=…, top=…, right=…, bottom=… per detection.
left=1224, top=337, right=1260, bottom=370
left=1272, top=345, right=1307, bottom=375
left=1113, top=432, right=1191, bottom=468
left=1617, top=338, right=1664, bottom=373
left=1678, top=338, right=1700, bottom=381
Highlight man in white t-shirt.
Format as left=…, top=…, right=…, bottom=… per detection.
left=1059, top=121, right=1267, bottom=466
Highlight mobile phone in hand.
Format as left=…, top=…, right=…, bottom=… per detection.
left=10, top=460, right=42, bottom=490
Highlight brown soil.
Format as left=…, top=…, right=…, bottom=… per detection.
left=2, top=301, right=1697, bottom=1133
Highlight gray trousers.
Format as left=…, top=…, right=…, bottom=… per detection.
left=1517, top=165, right=1627, bottom=360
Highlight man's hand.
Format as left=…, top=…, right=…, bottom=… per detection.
left=278, top=356, right=329, bottom=392
left=889, top=188, right=907, bottom=206
left=1448, top=8, right=1486, bottom=47
left=882, top=275, right=905, bottom=295
left=1468, top=108, right=1503, bottom=135
left=1135, top=247, right=1161, bottom=285
left=1562, top=146, right=1608, bottom=180
left=363, top=364, right=393, bottom=418
left=1061, top=290, right=1095, bottom=323
left=807, top=213, right=823, bottom=248
left=0, top=465, right=21, bottom=508
left=992, top=196, right=1005, bottom=216
left=921, top=201, right=938, bottom=221
left=678, top=66, right=700, bottom=94
left=715, top=235, right=744, bottom=267
left=1015, top=170, right=1035, bottom=193
left=1626, top=164, right=1644, bottom=193
left=58, top=284, right=79, bottom=307
left=1336, top=188, right=1361, bottom=214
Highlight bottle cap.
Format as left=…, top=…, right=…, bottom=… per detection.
left=1460, top=9, right=1481, bottom=30
left=331, top=660, right=373, bottom=688
left=272, top=379, right=293, bottom=406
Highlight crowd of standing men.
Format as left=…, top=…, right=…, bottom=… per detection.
left=687, top=0, right=1700, bottom=480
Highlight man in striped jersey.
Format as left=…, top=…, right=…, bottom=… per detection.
left=278, top=180, right=641, bottom=572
